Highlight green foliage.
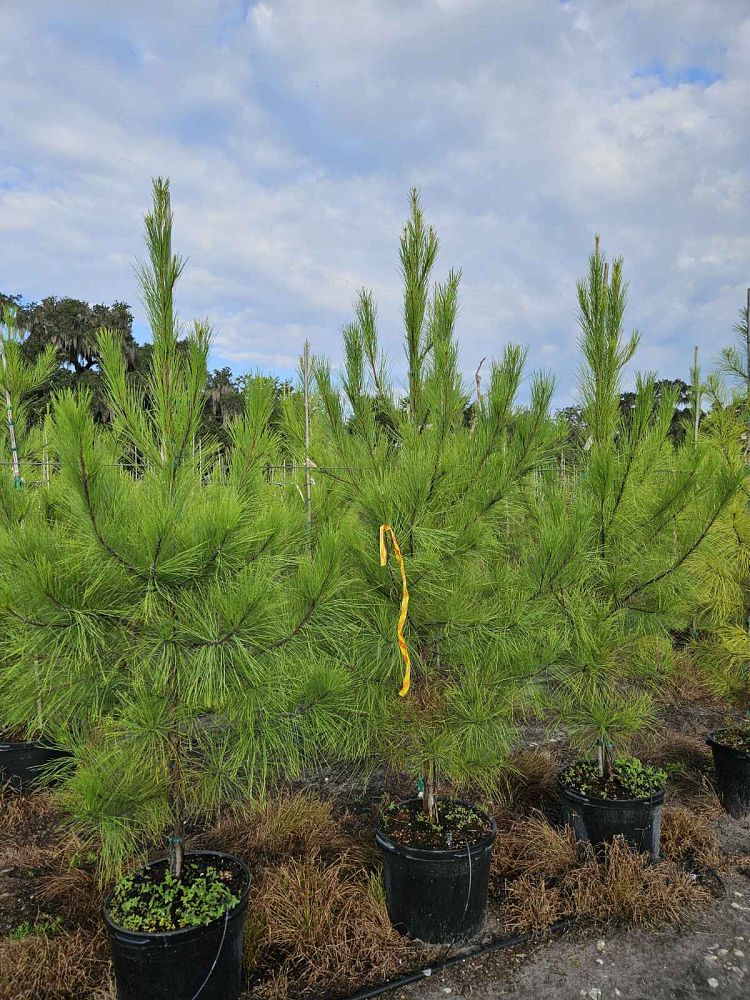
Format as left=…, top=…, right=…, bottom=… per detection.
left=282, top=191, right=561, bottom=814
left=718, top=295, right=750, bottom=400
left=109, top=863, right=239, bottom=932
left=1, top=183, right=747, bottom=859
left=0, top=179, right=356, bottom=876
left=533, top=238, right=743, bottom=760
left=0, top=304, right=57, bottom=488
left=687, top=371, right=750, bottom=706
left=560, top=754, right=667, bottom=800
left=9, top=917, right=63, bottom=940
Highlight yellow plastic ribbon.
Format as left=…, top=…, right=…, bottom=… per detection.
left=379, top=524, right=411, bottom=697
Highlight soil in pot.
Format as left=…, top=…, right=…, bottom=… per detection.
left=375, top=798, right=496, bottom=944
left=558, top=756, right=666, bottom=859
left=0, top=739, right=71, bottom=791
left=707, top=726, right=750, bottom=819
left=103, top=851, right=251, bottom=1000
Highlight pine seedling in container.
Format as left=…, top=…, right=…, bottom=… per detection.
left=314, top=192, right=558, bottom=812
left=0, top=180, right=354, bottom=879
left=283, top=191, right=560, bottom=941
left=536, top=240, right=742, bottom=846
left=687, top=309, right=750, bottom=817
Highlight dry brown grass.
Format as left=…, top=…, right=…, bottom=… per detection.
left=496, top=749, right=560, bottom=812
left=200, top=793, right=360, bottom=869
left=0, top=927, right=109, bottom=1000
left=0, top=841, right=61, bottom=871
left=0, top=785, right=81, bottom=879
left=499, top=874, right=565, bottom=933
left=660, top=806, right=725, bottom=870
left=246, top=858, right=419, bottom=997
left=0, top=787, right=60, bottom=839
left=563, top=838, right=709, bottom=928
left=38, top=865, right=102, bottom=927
left=491, top=813, right=579, bottom=887
left=494, top=815, right=714, bottom=936
left=638, top=730, right=712, bottom=775
left=249, top=969, right=292, bottom=1000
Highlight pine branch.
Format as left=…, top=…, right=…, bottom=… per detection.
left=619, top=485, right=736, bottom=604
left=77, top=441, right=147, bottom=581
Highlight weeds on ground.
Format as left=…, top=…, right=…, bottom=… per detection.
left=0, top=927, right=110, bottom=1000
left=245, top=859, right=422, bottom=998
left=9, top=916, right=63, bottom=940
left=200, top=794, right=359, bottom=867
left=495, top=817, right=713, bottom=935
left=495, top=750, right=560, bottom=814
left=660, top=806, right=725, bottom=870
left=491, top=813, right=579, bottom=885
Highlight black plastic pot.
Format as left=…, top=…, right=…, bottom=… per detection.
left=707, top=732, right=750, bottom=819
left=0, top=740, right=70, bottom=790
left=558, top=778, right=665, bottom=859
left=375, top=798, right=496, bottom=944
left=103, top=851, right=251, bottom=1000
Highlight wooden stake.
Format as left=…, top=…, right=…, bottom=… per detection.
left=303, top=340, right=312, bottom=530
left=0, top=331, right=21, bottom=485
left=692, top=345, right=701, bottom=448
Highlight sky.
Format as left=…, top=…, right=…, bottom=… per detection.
left=1, top=0, right=749, bottom=405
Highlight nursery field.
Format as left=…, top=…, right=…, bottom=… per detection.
left=1, top=659, right=749, bottom=1000
left=1, top=179, right=750, bottom=1000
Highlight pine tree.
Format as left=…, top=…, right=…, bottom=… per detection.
left=0, top=180, right=355, bottom=877
left=0, top=307, right=57, bottom=737
left=284, top=190, right=560, bottom=819
left=688, top=376, right=750, bottom=705
left=718, top=289, right=750, bottom=459
left=0, top=305, right=56, bottom=497
left=536, top=239, right=743, bottom=773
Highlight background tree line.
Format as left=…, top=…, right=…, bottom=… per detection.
left=1, top=289, right=706, bottom=457
left=0, top=290, right=294, bottom=442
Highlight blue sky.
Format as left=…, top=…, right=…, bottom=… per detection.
left=1, top=0, right=749, bottom=405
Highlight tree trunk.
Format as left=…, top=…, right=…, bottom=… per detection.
left=422, top=762, right=439, bottom=823
left=167, top=726, right=184, bottom=878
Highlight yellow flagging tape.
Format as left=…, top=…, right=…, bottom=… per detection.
left=379, top=524, right=411, bottom=697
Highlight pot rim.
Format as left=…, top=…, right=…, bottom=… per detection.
left=375, top=796, right=497, bottom=861
left=557, top=775, right=665, bottom=807
left=103, top=850, right=251, bottom=940
left=0, top=740, right=68, bottom=752
left=707, top=731, right=750, bottom=760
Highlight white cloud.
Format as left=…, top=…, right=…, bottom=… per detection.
left=0, top=0, right=748, bottom=400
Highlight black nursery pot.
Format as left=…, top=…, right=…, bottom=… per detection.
left=375, top=798, right=497, bottom=944
left=557, top=777, right=665, bottom=859
left=103, top=852, right=251, bottom=1000
left=707, top=732, right=750, bottom=819
left=0, top=740, right=70, bottom=791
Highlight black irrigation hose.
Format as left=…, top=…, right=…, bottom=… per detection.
left=341, top=918, right=576, bottom=1000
